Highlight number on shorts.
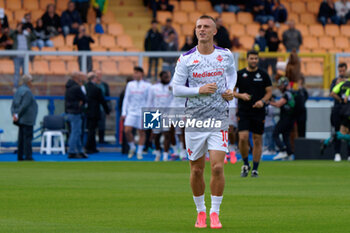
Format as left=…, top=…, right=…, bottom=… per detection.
left=220, top=130, right=228, bottom=142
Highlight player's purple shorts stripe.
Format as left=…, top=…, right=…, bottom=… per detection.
left=214, top=45, right=226, bottom=51
left=182, top=47, right=197, bottom=56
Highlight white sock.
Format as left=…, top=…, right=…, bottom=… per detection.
left=137, top=145, right=144, bottom=155
left=228, top=144, right=234, bottom=152
left=193, top=195, right=206, bottom=213
left=210, top=195, right=223, bottom=215
left=128, top=142, right=136, bottom=150
left=154, top=150, right=161, bottom=157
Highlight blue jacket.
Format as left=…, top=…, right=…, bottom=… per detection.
left=11, top=84, right=38, bottom=126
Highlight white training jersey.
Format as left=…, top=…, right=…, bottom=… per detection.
left=147, top=82, right=173, bottom=108
left=172, top=45, right=237, bottom=128
left=122, top=80, right=151, bottom=117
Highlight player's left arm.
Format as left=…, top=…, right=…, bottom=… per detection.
left=253, top=72, right=273, bottom=108
left=222, top=52, right=237, bottom=101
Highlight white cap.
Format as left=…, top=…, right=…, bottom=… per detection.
left=0, top=8, right=4, bottom=19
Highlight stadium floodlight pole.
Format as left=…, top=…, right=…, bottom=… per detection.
left=24, top=53, right=30, bottom=75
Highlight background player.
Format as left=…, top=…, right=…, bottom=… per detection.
left=121, top=67, right=151, bottom=160
left=147, top=70, right=173, bottom=161
left=172, top=15, right=237, bottom=229
left=234, top=50, right=272, bottom=177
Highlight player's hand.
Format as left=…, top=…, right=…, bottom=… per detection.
left=344, top=98, right=348, bottom=104
left=120, top=115, right=125, bottom=121
left=253, top=100, right=264, bottom=108
left=222, top=89, right=234, bottom=101
left=199, top=83, right=217, bottom=94
left=239, top=93, right=251, bottom=101
left=13, top=114, right=18, bottom=122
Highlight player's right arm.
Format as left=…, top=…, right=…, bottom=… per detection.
left=172, top=55, right=217, bottom=97
left=121, top=82, right=131, bottom=119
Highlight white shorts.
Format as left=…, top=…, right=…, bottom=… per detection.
left=185, top=131, right=228, bottom=161
left=124, top=115, right=142, bottom=129
left=229, top=108, right=237, bottom=127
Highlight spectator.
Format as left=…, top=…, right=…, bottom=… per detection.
left=285, top=49, right=301, bottom=86
left=72, top=0, right=90, bottom=23
left=335, top=0, right=350, bottom=24
left=265, top=19, right=280, bottom=76
left=210, top=0, right=244, bottom=14
left=85, top=72, right=110, bottom=154
left=214, top=17, right=232, bottom=49
left=22, top=13, right=34, bottom=31
left=272, top=0, right=288, bottom=23
left=11, top=74, right=38, bottom=161
left=318, top=0, right=340, bottom=26
left=0, top=8, right=9, bottom=30
left=0, top=29, right=13, bottom=50
left=61, top=1, right=82, bottom=36
left=10, top=23, right=36, bottom=88
left=95, top=70, right=110, bottom=144
left=144, top=20, right=163, bottom=79
left=181, top=35, right=194, bottom=51
left=282, top=20, right=302, bottom=52
left=41, top=4, right=62, bottom=37
left=151, top=0, right=174, bottom=19
left=65, top=71, right=88, bottom=159
left=161, top=30, right=178, bottom=76
left=92, top=0, right=108, bottom=24
left=161, top=18, right=178, bottom=48
left=33, top=18, right=54, bottom=50
left=74, top=25, right=94, bottom=72
left=249, top=0, right=274, bottom=24
left=254, top=28, right=268, bottom=72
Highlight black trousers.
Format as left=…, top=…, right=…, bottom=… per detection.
left=75, top=2, right=90, bottom=23
left=273, top=117, right=294, bottom=155
left=296, top=111, right=307, bottom=138
left=17, top=124, right=33, bottom=160
left=86, top=118, right=98, bottom=151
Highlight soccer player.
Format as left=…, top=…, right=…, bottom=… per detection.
left=121, top=67, right=151, bottom=160
left=172, top=15, right=237, bottom=229
left=147, top=71, right=173, bottom=161
left=234, top=50, right=272, bottom=178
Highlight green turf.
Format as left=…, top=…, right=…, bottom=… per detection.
left=0, top=161, right=349, bottom=233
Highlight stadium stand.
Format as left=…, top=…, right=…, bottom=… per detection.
left=0, top=0, right=348, bottom=96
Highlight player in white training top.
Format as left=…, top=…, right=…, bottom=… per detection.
left=147, top=71, right=173, bottom=161
left=172, top=15, right=237, bottom=229
left=121, top=67, right=151, bottom=159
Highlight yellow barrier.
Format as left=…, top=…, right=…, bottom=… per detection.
left=238, top=52, right=335, bottom=89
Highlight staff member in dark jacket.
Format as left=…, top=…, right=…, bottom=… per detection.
left=11, top=74, right=38, bottom=161
left=65, top=71, right=87, bottom=159
left=85, top=72, right=110, bottom=154
left=96, top=70, right=110, bottom=144
left=144, top=20, right=163, bottom=79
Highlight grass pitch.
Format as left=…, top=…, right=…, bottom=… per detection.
left=0, top=161, right=349, bottom=233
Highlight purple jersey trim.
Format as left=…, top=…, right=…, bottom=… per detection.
left=182, top=47, right=197, bottom=56
left=214, top=45, right=227, bottom=51
left=185, top=78, right=189, bottom=107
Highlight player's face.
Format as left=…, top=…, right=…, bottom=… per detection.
left=133, top=70, right=143, bottom=81
left=247, top=54, right=259, bottom=69
left=195, top=18, right=217, bottom=43
left=338, top=66, right=347, bottom=77
left=160, top=72, right=171, bottom=84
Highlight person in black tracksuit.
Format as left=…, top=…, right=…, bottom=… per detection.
left=85, top=72, right=110, bottom=154
left=329, top=63, right=348, bottom=161
left=271, top=77, right=295, bottom=160
left=234, top=50, right=273, bottom=178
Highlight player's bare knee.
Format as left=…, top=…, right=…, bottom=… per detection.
left=124, top=127, right=132, bottom=134
left=191, top=166, right=204, bottom=178
left=211, top=164, right=224, bottom=177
